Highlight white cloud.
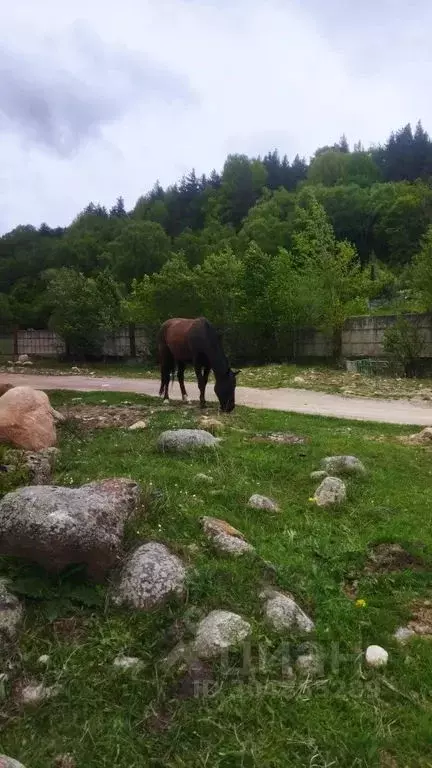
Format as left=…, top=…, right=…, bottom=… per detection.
left=0, top=0, right=430, bottom=232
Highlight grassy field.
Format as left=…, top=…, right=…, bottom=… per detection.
left=1, top=392, right=432, bottom=767
left=4, top=357, right=432, bottom=401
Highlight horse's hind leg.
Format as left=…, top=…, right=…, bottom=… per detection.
left=177, top=362, right=190, bottom=404
left=195, top=363, right=210, bottom=408
left=159, top=351, right=173, bottom=402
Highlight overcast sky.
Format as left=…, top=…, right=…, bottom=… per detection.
left=0, top=0, right=430, bottom=234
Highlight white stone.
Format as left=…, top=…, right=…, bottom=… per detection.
left=113, top=655, right=143, bottom=670
left=193, top=610, right=251, bottom=660
left=365, top=645, right=388, bottom=668
left=128, top=421, right=148, bottom=431
left=19, top=682, right=62, bottom=705
left=38, top=655, right=50, bottom=666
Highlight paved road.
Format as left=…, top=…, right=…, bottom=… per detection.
left=3, top=372, right=432, bottom=426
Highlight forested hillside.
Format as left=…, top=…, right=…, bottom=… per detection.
left=3, top=121, right=432, bottom=360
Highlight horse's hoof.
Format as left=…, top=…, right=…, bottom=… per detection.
left=162, top=399, right=170, bottom=406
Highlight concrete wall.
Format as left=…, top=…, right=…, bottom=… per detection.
left=5, top=313, right=432, bottom=361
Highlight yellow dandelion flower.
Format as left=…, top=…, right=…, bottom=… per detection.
left=355, top=598, right=367, bottom=609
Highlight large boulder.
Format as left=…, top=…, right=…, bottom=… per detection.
left=157, top=429, right=221, bottom=453
left=320, top=455, right=366, bottom=476
left=0, top=386, right=60, bottom=451
left=0, top=478, right=140, bottom=580
left=0, top=757, right=27, bottom=768
left=113, top=542, right=187, bottom=609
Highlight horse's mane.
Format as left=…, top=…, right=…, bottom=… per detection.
left=201, top=319, right=230, bottom=377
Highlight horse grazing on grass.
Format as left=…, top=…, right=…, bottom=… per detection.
left=158, top=317, right=239, bottom=412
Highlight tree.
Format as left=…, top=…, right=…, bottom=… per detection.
left=194, top=248, right=244, bottom=328
left=128, top=253, right=201, bottom=327
left=218, top=154, right=268, bottom=228
left=109, top=221, right=171, bottom=285
left=46, top=268, right=123, bottom=357
left=411, top=225, right=432, bottom=309
left=0, top=293, right=14, bottom=330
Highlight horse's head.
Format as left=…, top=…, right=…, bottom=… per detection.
left=214, top=369, right=240, bottom=413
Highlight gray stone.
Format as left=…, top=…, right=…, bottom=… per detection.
left=157, top=429, right=221, bottom=453
left=310, top=470, right=328, bottom=482
left=0, top=757, right=27, bottom=768
left=193, top=610, right=251, bottom=659
left=113, top=543, right=187, bottom=610
left=394, top=626, right=415, bottom=645
left=0, top=580, right=23, bottom=642
left=248, top=494, right=279, bottom=512
left=0, top=478, right=140, bottom=580
left=260, top=588, right=314, bottom=633
left=128, top=420, right=148, bottom=431
left=320, top=455, right=366, bottom=476
left=314, top=476, right=346, bottom=507
left=201, top=517, right=254, bottom=556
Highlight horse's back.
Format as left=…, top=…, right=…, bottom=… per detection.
left=160, top=317, right=209, bottom=361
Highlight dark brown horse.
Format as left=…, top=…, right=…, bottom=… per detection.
left=158, top=317, right=239, bottom=412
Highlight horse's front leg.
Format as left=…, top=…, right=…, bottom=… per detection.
left=195, top=364, right=210, bottom=408
left=177, top=362, right=190, bottom=403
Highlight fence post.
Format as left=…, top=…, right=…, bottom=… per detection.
left=129, top=323, right=136, bottom=359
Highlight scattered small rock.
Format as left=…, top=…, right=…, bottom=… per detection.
left=320, top=455, right=366, bottom=476
left=293, top=376, right=305, bottom=384
left=394, top=627, right=415, bottom=645
left=195, top=473, right=214, bottom=484
left=201, top=516, right=254, bottom=556
left=193, top=610, right=251, bottom=660
left=0, top=478, right=140, bottom=580
left=248, top=494, right=279, bottom=512
left=365, top=645, right=388, bottom=668
left=18, top=681, right=62, bottom=705
left=17, top=355, right=30, bottom=364
left=260, top=588, right=314, bottom=633
left=295, top=643, right=323, bottom=677
left=314, top=476, right=346, bottom=507
left=128, top=420, right=148, bottom=431
left=0, top=580, right=23, bottom=642
left=157, top=429, right=221, bottom=453
left=54, top=755, right=76, bottom=768
left=113, top=655, right=143, bottom=670
left=406, top=426, right=432, bottom=445
left=250, top=432, right=307, bottom=445
left=38, top=655, right=50, bottom=666
left=113, top=542, right=187, bottom=610
left=310, top=470, right=328, bottom=482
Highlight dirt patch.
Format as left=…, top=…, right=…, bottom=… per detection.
left=342, top=579, right=359, bottom=600
left=408, top=599, right=432, bottom=636
left=145, top=709, right=173, bottom=733
left=364, top=543, right=427, bottom=575
left=58, top=404, right=150, bottom=429
left=249, top=432, right=308, bottom=445
left=379, top=751, right=399, bottom=768
left=52, top=616, right=89, bottom=643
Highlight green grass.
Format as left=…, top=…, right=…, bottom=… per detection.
left=1, top=392, right=432, bottom=767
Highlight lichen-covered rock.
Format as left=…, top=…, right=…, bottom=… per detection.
left=193, top=610, right=251, bottom=659
left=113, top=543, right=186, bottom=609
left=157, top=429, right=221, bottom=453
left=4, top=447, right=60, bottom=485
left=310, top=470, right=328, bottom=482
left=260, top=588, right=314, bottom=633
left=320, top=455, right=366, bottom=476
left=0, top=757, right=27, bottom=768
left=0, top=581, right=23, bottom=643
left=248, top=494, right=279, bottom=512
left=0, top=478, right=140, bottom=580
left=0, top=386, right=58, bottom=451
left=201, top=516, right=254, bottom=556
left=314, top=476, right=346, bottom=507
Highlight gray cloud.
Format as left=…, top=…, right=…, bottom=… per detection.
left=0, top=23, right=195, bottom=155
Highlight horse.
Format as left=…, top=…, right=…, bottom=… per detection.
left=158, top=317, right=240, bottom=412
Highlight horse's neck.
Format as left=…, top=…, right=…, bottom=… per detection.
left=206, top=341, right=230, bottom=378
